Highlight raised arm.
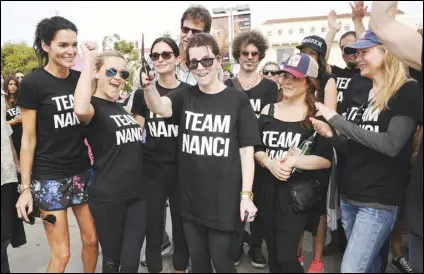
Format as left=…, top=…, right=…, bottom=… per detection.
left=325, top=10, right=342, bottom=62
left=350, top=1, right=367, bottom=39
left=142, top=75, right=173, bottom=118
left=369, top=1, right=422, bottom=70
left=74, top=41, right=98, bottom=123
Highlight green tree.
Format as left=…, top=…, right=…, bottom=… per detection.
left=113, top=39, right=140, bottom=92
left=1, top=42, right=38, bottom=76
left=222, top=63, right=232, bottom=72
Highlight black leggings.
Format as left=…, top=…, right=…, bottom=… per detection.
left=89, top=198, right=147, bottom=273
left=146, top=177, right=188, bottom=272
left=183, top=220, right=236, bottom=273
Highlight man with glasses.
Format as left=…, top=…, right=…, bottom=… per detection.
left=14, top=71, right=25, bottom=83
left=224, top=30, right=278, bottom=269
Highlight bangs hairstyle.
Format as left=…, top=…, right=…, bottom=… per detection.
left=91, top=51, right=126, bottom=95
left=232, top=30, right=269, bottom=62
left=186, top=33, right=220, bottom=61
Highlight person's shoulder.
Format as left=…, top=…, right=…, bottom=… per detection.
left=69, top=69, right=81, bottom=78
left=21, top=68, right=44, bottom=83
left=179, top=81, right=193, bottom=89
left=397, top=79, right=421, bottom=97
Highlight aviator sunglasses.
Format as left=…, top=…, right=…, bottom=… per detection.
left=105, top=67, right=130, bottom=80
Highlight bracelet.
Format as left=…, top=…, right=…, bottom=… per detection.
left=240, top=191, right=254, bottom=201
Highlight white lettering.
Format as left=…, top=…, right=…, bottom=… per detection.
left=116, top=127, right=143, bottom=145
left=53, top=112, right=80, bottom=129
left=51, top=95, right=74, bottom=111
left=185, top=111, right=231, bottom=133
left=182, top=133, right=230, bottom=157
left=263, top=131, right=302, bottom=149
left=250, top=99, right=261, bottom=112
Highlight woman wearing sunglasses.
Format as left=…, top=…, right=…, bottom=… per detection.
left=142, top=33, right=260, bottom=273
left=310, top=30, right=422, bottom=273
left=254, top=54, right=332, bottom=273
left=74, top=43, right=147, bottom=272
left=261, top=61, right=281, bottom=84
left=131, top=37, right=190, bottom=273
left=15, top=16, right=98, bottom=273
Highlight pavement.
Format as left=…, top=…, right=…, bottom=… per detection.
left=8, top=209, right=397, bottom=273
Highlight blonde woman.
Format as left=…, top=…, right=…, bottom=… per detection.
left=310, top=30, right=422, bottom=273
left=74, top=43, right=147, bottom=272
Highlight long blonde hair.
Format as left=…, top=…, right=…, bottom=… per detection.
left=91, top=51, right=126, bottom=95
left=371, top=45, right=409, bottom=111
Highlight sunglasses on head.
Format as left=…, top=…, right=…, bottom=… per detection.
left=263, top=70, right=279, bottom=76
left=181, top=26, right=202, bottom=35
left=105, top=67, right=130, bottom=80
left=241, top=51, right=259, bottom=58
left=150, top=51, right=174, bottom=61
left=281, top=72, right=301, bottom=81
left=186, top=57, right=216, bottom=70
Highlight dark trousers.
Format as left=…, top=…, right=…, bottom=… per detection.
left=145, top=177, right=188, bottom=272
left=183, top=220, right=236, bottom=273
left=89, top=198, right=147, bottom=273
left=248, top=180, right=264, bottom=249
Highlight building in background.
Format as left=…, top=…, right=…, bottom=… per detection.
left=212, top=4, right=251, bottom=66
left=259, top=10, right=423, bottom=68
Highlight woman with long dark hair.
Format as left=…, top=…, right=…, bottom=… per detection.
left=255, top=54, right=332, bottom=273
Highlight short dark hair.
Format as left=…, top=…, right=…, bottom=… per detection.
left=151, top=37, right=180, bottom=57
left=339, top=31, right=356, bottom=48
left=232, top=30, right=269, bottom=62
left=186, top=33, right=220, bottom=61
left=180, top=5, right=212, bottom=33
left=33, top=16, right=78, bottom=67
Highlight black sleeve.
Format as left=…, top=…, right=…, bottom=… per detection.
left=131, top=89, right=146, bottom=117
left=390, top=81, right=423, bottom=122
left=265, top=81, right=279, bottom=107
left=16, top=76, right=40, bottom=110
left=165, top=86, right=187, bottom=124
left=313, top=134, right=334, bottom=162
left=254, top=114, right=267, bottom=153
left=237, top=93, right=261, bottom=148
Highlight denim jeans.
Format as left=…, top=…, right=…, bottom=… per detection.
left=340, top=200, right=399, bottom=273
left=409, top=233, right=423, bottom=273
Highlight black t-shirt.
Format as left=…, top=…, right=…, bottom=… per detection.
left=16, top=68, right=90, bottom=179
left=224, top=77, right=279, bottom=118
left=342, top=77, right=423, bottom=206
left=316, top=73, right=337, bottom=104
left=166, top=85, right=261, bottom=231
left=331, top=65, right=370, bottom=115
left=6, top=105, right=22, bottom=156
left=256, top=112, right=333, bottom=189
left=404, top=38, right=423, bottom=238
left=131, top=82, right=191, bottom=179
left=86, top=97, right=145, bottom=202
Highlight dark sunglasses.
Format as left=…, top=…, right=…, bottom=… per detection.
left=186, top=58, right=216, bottom=70
left=16, top=76, right=24, bottom=79
left=241, top=51, right=259, bottom=58
left=281, top=72, right=300, bottom=81
left=353, top=101, right=368, bottom=124
left=105, top=67, right=130, bottom=80
left=26, top=213, right=56, bottom=226
left=181, top=26, right=202, bottom=35
left=263, top=70, right=279, bottom=76
left=150, top=51, right=174, bottom=61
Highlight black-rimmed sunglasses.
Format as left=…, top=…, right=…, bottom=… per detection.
left=186, top=58, right=215, bottom=70
left=241, top=51, right=259, bottom=58
left=105, top=67, right=130, bottom=80
left=27, top=213, right=56, bottom=226
left=263, top=70, right=280, bottom=76
left=150, top=51, right=174, bottom=61
left=181, top=26, right=202, bottom=35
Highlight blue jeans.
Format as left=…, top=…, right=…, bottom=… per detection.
left=340, top=200, right=399, bottom=273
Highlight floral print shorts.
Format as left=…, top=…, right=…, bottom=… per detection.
left=32, top=169, right=94, bottom=211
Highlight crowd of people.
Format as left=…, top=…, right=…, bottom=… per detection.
left=1, top=1, right=422, bottom=273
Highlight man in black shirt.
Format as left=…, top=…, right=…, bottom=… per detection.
left=224, top=30, right=278, bottom=269
left=370, top=1, right=423, bottom=272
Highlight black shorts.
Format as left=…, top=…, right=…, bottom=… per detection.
left=32, top=168, right=93, bottom=211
